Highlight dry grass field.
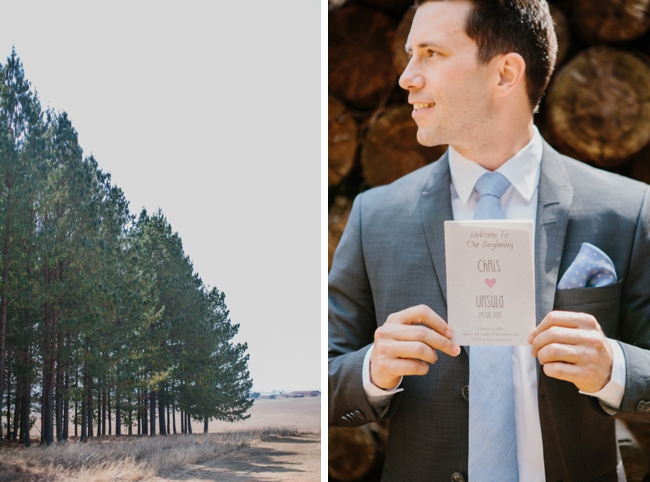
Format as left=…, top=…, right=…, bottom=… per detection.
left=0, top=396, right=321, bottom=482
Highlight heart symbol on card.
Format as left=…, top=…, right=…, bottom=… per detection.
left=485, top=278, right=497, bottom=288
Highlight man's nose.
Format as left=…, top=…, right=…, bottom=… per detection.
left=398, top=58, right=424, bottom=91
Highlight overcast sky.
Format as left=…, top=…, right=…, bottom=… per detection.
left=0, top=0, right=320, bottom=393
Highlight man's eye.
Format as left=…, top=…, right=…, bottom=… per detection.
left=427, top=49, right=438, bottom=57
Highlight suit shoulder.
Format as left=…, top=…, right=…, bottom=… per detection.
left=358, top=156, right=445, bottom=211
left=561, top=154, right=647, bottom=195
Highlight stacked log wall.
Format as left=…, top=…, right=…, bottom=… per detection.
left=328, top=1, right=650, bottom=481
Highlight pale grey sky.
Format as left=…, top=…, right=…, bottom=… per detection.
left=0, top=0, right=320, bottom=393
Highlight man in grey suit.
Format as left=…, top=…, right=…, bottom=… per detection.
left=328, top=1, right=650, bottom=481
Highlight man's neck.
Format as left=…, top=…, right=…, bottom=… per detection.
left=451, top=122, right=536, bottom=172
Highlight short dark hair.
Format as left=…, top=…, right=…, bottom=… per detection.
left=416, top=0, right=557, bottom=112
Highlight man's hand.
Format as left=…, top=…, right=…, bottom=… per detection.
left=528, top=311, right=613, bottom=393
left=370, top=304, right=461, bottom=390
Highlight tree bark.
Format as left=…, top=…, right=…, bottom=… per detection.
left=81, top=367, right=88, bottom=443
left=158, top=386, right=166, bottom=436
left=172, top=403, right=176, bottom=434
left=204, top=417, right=208, bottom=434
left=150, top=390, right=156, bottom=437
left=56, top=332, right=63, bottom=442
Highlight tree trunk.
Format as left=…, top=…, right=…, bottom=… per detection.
left=87, top=384, right=94, bottom=438
left=102, top=383, right=106, bottom=436
left=187, top=413, right=192, bottom=434
left=137, top=388, right=142, bottom=435
left=13, top=386, right=20, bottom=442
left=158, top=387, right=166, bottom=436
left=142, top=390, right=148, bottom=435
left=574, top=0, right=650, bottom=42
left=361, top=105, right=447, bottom=187
left=204, top=418, right=208, bottom=434
left=6, top=369, right=11, bottom=440
left=81, top=367, right=88, bottom=443
left=20, top=322, right=31, bottom=447
left=166, top=387, right=170, bottom=435
left=549, top=4, right=570, bottom=66
left=328, top=95, right=359, bottom=188
left=546, top=47, right=650, bottom=167
left=108, top=386, right=112, bottom=435
left=329, top=5, right=397, bottom=109
left=329, top=196, right=353, bottom=272
left=150, top=390, right=156, bottom=437
left=128, top=393, right=132, bottom=436
left=56, top=334, right=63, bottom=441
left=173, top=403, right=177, bottom=434
left=20, top=367, right=30, bottom=447
left=0, top=187, right=13, bottom=450
left=116, top=390, right=121, bottom=437
left=63, top=363, right=69, bottom=440
left=181, top=409, right=185, bottom=434
left=328, top=426, right=378, bottom=481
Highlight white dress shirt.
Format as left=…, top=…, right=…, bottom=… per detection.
left=362, top=127, right=626, bottom=482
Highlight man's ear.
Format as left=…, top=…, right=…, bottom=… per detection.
left=496, top=52, right=527, bottom=98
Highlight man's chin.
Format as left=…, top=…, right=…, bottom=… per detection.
left=416, top=130, right=442, bottom=148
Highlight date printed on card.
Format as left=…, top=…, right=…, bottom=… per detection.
left=444, top=220, right=535, bottom=346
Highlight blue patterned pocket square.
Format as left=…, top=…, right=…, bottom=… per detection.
left=557, top=242, right=617, bottom=289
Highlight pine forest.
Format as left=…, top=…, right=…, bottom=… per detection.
left=0, top=49, right=253, bottom=448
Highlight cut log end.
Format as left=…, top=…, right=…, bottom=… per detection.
left=546, top=47, right=650, bottom=167
left=361, top=105, right=447, bottom=187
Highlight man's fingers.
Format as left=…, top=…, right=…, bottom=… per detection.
left=386, top=323, right=460, bottom=357
left=386, top=304, right=454, bottom=338
left=373, top=338, right=438, bottom=364
left=530, top=326, right=584, bottom=357
left=542, top=361, right=581, bottom=384
left=529, top=311, right=601, bottom=343
left=536, top=343, right=581, bottom=365
left=385, top=358, right=431, bottom=378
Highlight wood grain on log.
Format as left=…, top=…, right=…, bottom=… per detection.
left=329, top=96, right=359, bottom=188
left=361, top=105, right=447, bottom=187
left=549, top=4, right=570, bottom=66
left=329, top=5, right=397, bottom=109
left=574, top=0, right=650, bottom=43
left=329, top=426, right=376, bottom=481
left=393, top=7, right=416, bottom=74
left=546, top=47, right=650, bottom=167
left=329, top=196, right=352, bottom=271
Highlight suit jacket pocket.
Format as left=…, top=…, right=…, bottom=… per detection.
left=553, top=280, right=624, bottom=338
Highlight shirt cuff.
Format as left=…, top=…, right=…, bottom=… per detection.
left=362, top=344, right=404, bottom=415
left=579, top=338, right=626, bottom=415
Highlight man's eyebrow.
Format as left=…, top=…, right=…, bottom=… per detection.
left=405, top=41, right=444, bottom=53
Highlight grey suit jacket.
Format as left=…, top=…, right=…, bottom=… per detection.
left=328, top=141, right=650, bottom=482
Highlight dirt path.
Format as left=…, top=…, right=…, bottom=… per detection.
left=148, top=433, right=320, bottom=482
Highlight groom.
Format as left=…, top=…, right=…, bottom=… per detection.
left=328, top=1, right=650, bottom=481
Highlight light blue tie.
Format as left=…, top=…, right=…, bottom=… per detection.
left=468, top=172, right=519, bottom=482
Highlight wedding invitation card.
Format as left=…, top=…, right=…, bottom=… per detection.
left=444, top=220, right=535, bottom=346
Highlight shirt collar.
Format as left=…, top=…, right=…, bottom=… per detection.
left=448, top=126, right=543, bottom=205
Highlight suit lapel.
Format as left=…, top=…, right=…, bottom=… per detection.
left=420, top=153, right=453, bottom=305
left=535, top=142, right=574, bottom=327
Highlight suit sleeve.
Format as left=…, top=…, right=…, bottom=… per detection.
left=328, top=193, right=401, bottom=426
left=606, top=184, right=650, bottom=422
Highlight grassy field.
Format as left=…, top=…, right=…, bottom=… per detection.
left=1, top=396, right=321, bottom=482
